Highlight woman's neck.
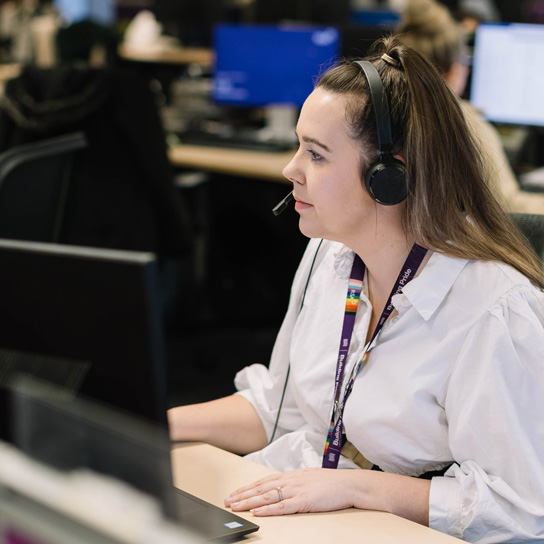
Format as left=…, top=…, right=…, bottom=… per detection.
left=351, top=235, right=430, bottom=344
left=340, top=203, right=429, bottom=330
left=365, top=243, right=415, bottom=303
left=353, top=229, right=416, bottom=296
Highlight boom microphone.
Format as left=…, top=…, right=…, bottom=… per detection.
left=272, top=191, right=294, bottom=216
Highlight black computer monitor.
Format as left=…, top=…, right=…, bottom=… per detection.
left=470, top=22, right=544, bottom=127
left=340, top=23, right=393, bottom=59
left=0, top=238, right=168, bottom=442
left=250, top=0, right=351, bottom=26
left=152, top=0, right=227, bottom=46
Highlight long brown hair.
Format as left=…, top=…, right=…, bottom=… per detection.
left=316, top=36, right=544, bottom=288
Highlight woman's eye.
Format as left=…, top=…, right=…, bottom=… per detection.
left=308, top=149, right=323, bottom=161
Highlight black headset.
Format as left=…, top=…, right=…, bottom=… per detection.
left=352, top=60, right=408, bottom=206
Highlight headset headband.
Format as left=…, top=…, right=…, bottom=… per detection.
left=352, top=60, right=393, bottom=156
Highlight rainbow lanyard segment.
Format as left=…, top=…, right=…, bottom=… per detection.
left=322, top=244, right=428, bottom=469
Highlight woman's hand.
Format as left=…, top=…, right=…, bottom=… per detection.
left=224, top=468, right=431, bottom=525
left=224, top=468, right=361, bottom=516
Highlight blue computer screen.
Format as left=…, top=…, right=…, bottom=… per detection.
left=54, top=0, right=116, bottom=27
left=213, top=24, right=340, bottom=107
left=470, top=23, right=544, bottom=127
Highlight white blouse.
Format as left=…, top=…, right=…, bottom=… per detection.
left=235, top=238, right=544, bottom=543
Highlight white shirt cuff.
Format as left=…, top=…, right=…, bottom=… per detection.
left=429, top=475, right=463, bottom=539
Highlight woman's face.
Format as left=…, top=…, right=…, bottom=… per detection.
left=283, top=88, right=380, bottom=247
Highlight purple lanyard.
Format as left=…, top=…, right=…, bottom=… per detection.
left=322, top=243, right=428, bottom=469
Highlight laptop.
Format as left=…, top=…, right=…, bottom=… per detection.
left=10, top=377, right=259, bottom=541
left=0, top=239, right=258, bottom=541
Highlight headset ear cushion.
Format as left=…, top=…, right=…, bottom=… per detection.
left=365, top=158, right=408, bottom=205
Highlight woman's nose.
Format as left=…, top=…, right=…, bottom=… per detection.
left=282, top=151, right=304, bottom=185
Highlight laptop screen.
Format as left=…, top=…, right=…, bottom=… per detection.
left=10, top=377, right=259, bottom=540
left=11, top=378, right=177, bottom=517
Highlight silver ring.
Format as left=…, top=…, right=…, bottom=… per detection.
left=276, top=486, right=283, bottom=502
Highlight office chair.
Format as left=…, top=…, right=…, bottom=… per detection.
left=0, top=64, right=192, bottom=258
left=0, top=132, right=87, bottom=243
left=510, top=212, right=544, bottom=261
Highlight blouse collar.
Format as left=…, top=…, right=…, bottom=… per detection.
left=333, top=243, right=468, bottom=322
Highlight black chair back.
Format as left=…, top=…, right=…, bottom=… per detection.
left=510, top=213, right=544, bottom=260
left=0, top=132, right=87, bottom=243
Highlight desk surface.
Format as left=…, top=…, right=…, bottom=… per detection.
left=118, top=43, right=212, bottom=65
left=168, top=144, right=295, bottom=183
left=171, top=443, right=466, bottom=544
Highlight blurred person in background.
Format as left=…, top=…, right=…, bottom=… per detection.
left=395, top=0, right=544, bottom=213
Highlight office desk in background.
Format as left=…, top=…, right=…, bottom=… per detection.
left=168, top=144, right=295, bottom=183
left=171, top=443, right=467, bottom=544
left=118, top=43, right=213, bottom=66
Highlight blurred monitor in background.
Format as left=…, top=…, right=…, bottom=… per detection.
left=470, top=22, right=544, bottom=127
left=212, top=23, right=340, bottom=142
left=151, top=0, right=228, bottom=46
left=54, top=0, right=117, bottom=27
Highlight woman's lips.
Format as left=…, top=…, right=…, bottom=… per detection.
left=294, top=196, right=313, bottom=211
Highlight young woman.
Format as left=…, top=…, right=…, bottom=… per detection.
left=168, top=36, right=544, bottom=543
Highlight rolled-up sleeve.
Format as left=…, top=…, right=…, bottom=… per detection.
left=430, top=286, right=544, bottom=543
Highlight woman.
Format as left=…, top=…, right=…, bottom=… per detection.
left=396, top=0, right=544, bottom=213
left=168, top=36, right=544, bottom=543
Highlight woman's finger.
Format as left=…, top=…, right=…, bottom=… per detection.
left=231, top=484, right=293, bottom=514
left=226, top=482, right=285, bottom=509
left=229, top=474, right=281, bottom=497
left=250, top=498, right=293, bottom=516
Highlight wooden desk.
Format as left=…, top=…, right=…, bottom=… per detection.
left=118, top=43, right=213, bottom=66
left=171, top=443, right=466, bottom=544
left=168, top=144, right=295, bottom=183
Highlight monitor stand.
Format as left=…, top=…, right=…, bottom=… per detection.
left=256, top=104, right=299, bottom=145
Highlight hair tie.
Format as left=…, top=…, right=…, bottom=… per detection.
left=381, top=53, right=400, bottom=68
